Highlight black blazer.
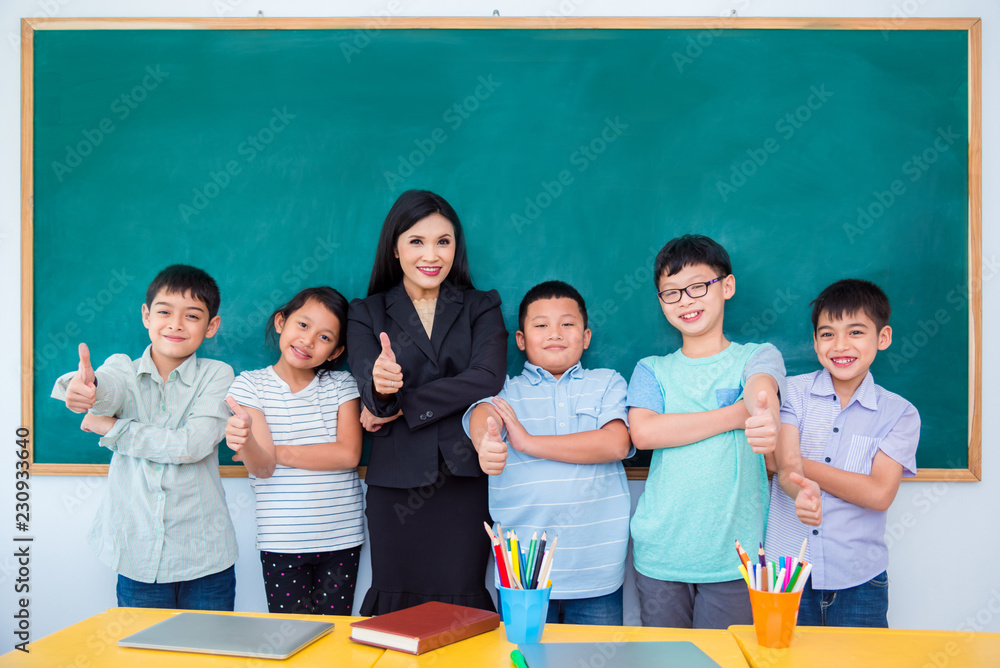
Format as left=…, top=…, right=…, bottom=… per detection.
left=346, top=282, right=508, bottom=488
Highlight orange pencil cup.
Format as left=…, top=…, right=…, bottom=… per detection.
left=748, top=588, right=802, bottom=648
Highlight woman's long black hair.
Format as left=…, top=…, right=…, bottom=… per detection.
left=366, top=190, right=474, bottom=297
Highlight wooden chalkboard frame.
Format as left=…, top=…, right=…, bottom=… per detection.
left=21, top=16, right=982, bottom=482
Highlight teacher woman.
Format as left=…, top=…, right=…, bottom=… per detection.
left=347, top=190, right=507, bottom=615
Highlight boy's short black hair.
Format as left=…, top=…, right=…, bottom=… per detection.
left=518, top=280, right=588, bottom=331
left=145, top=264, right=222, bottom=319
left=653, top=234, right=733, bottom=283
left=811, top=279, right=891, bottom=332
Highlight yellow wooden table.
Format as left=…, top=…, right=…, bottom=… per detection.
left=22, top=609, right=1000, bottom=667
left=0, top=608, right=386, bottom=667
left=730, top=624, right=1000, bottom=668
left=372, top=622, right=748, bottom=667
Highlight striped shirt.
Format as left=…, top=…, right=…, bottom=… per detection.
left=228, top=367, right=364, bottom=553
left=462, top=362, right=632, bottom=600
left=52, top=345, right=238, bottom=583
left=765, top=370, right=919, bottom=590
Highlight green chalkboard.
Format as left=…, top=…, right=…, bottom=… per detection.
left=26, top=20, right=979, bottom=478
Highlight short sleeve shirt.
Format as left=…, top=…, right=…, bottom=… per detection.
left=765, top=370, right=919, bottom=590
left=462, top=362, right=632, bottom=599
left=229, top=367, right=364, bottom=553
left=627, top=342, right=786, bottom=583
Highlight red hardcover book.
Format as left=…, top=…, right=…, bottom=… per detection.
left=349, top=602, right=500, bottom=655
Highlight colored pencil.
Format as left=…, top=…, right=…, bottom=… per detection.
left=503, top=531, right=519, bottom=588
left=537, top=535, right=558, bottom=588
left=492, top=536, right=510, bottom=588
left=511, top=532, right=522, bottom=586
left=483, top=522, right=512, bottom=588
left=798, top=537, right=808, bottom=562
left=529, top=532, right=546, bottom=589
left=758, top=543, right=767, bottom=568
left=525, top=531, right=538, bottom=586
left=503, top=542, right=520, bottom=588
left=492, top=528, right=558, bottom=590
left=735, top=539, right=751, bottom=569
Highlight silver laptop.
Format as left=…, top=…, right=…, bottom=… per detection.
left=118, top=612, right=335, bottom=660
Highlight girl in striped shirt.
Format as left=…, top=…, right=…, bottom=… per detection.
left=225, top=286, right=364, bottom=615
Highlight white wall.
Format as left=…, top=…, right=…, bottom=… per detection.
left=2, top=0, right=999, bottom=652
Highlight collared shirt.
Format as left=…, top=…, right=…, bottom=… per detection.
left=765, top=369, right=919, bottom=590
left=462, top=362, right=632, bottom=599
left=52, top=345, right=238, bottom=583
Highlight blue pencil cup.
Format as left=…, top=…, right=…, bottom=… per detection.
left=499, top=586, right=551, bottom=644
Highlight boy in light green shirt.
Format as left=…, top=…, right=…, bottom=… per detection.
left=626, top=234, right=820, bottom=629
left=52, top=264, right=238, bottom=609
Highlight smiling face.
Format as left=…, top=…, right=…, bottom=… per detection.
left=394, top=213, right=456, bottom=300
left=656, top=262, right=734, bottom=347
left=141, top=288, right=220, bottom=377
left=272, top=298, right=344, bottom=381
left=814, top=309, right=892, bottom=400
left=516, top=296, right=591, bottom=379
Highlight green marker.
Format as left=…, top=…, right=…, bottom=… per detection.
left=786, top=561, right=805, bottom=592
left=511, top=648, right=530, bottom=668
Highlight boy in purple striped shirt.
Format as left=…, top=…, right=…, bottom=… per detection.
left=765, top=279, right=920, bottom=627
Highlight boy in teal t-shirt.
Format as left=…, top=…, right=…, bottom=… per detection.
left=626, top=234, right=822, bottom=629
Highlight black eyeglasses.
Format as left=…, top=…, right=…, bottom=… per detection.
left=657, top=277, right=725, bottom=304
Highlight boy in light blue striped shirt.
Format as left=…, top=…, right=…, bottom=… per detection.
left=463, top=281, right=633, bottom=625
left=51, top=265, right=238, bottom=610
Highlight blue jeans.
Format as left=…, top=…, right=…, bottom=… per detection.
left=545, top=587, right=623, bottom=626
left=116, top=565, right=236, bottom=611
left=797, top=571, right=889, bottom=627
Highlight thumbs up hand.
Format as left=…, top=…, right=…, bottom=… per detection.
left=790, top=471, right=822, bottom=526
left=65, top=343, right=98, bottom=413
left=225, top=397, right=253, bottom=461
left=373, top=332, right=403, bottom=395
left=478, top=416, right=508, bottom=476
left=745, top=390, right=778, bottom=455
